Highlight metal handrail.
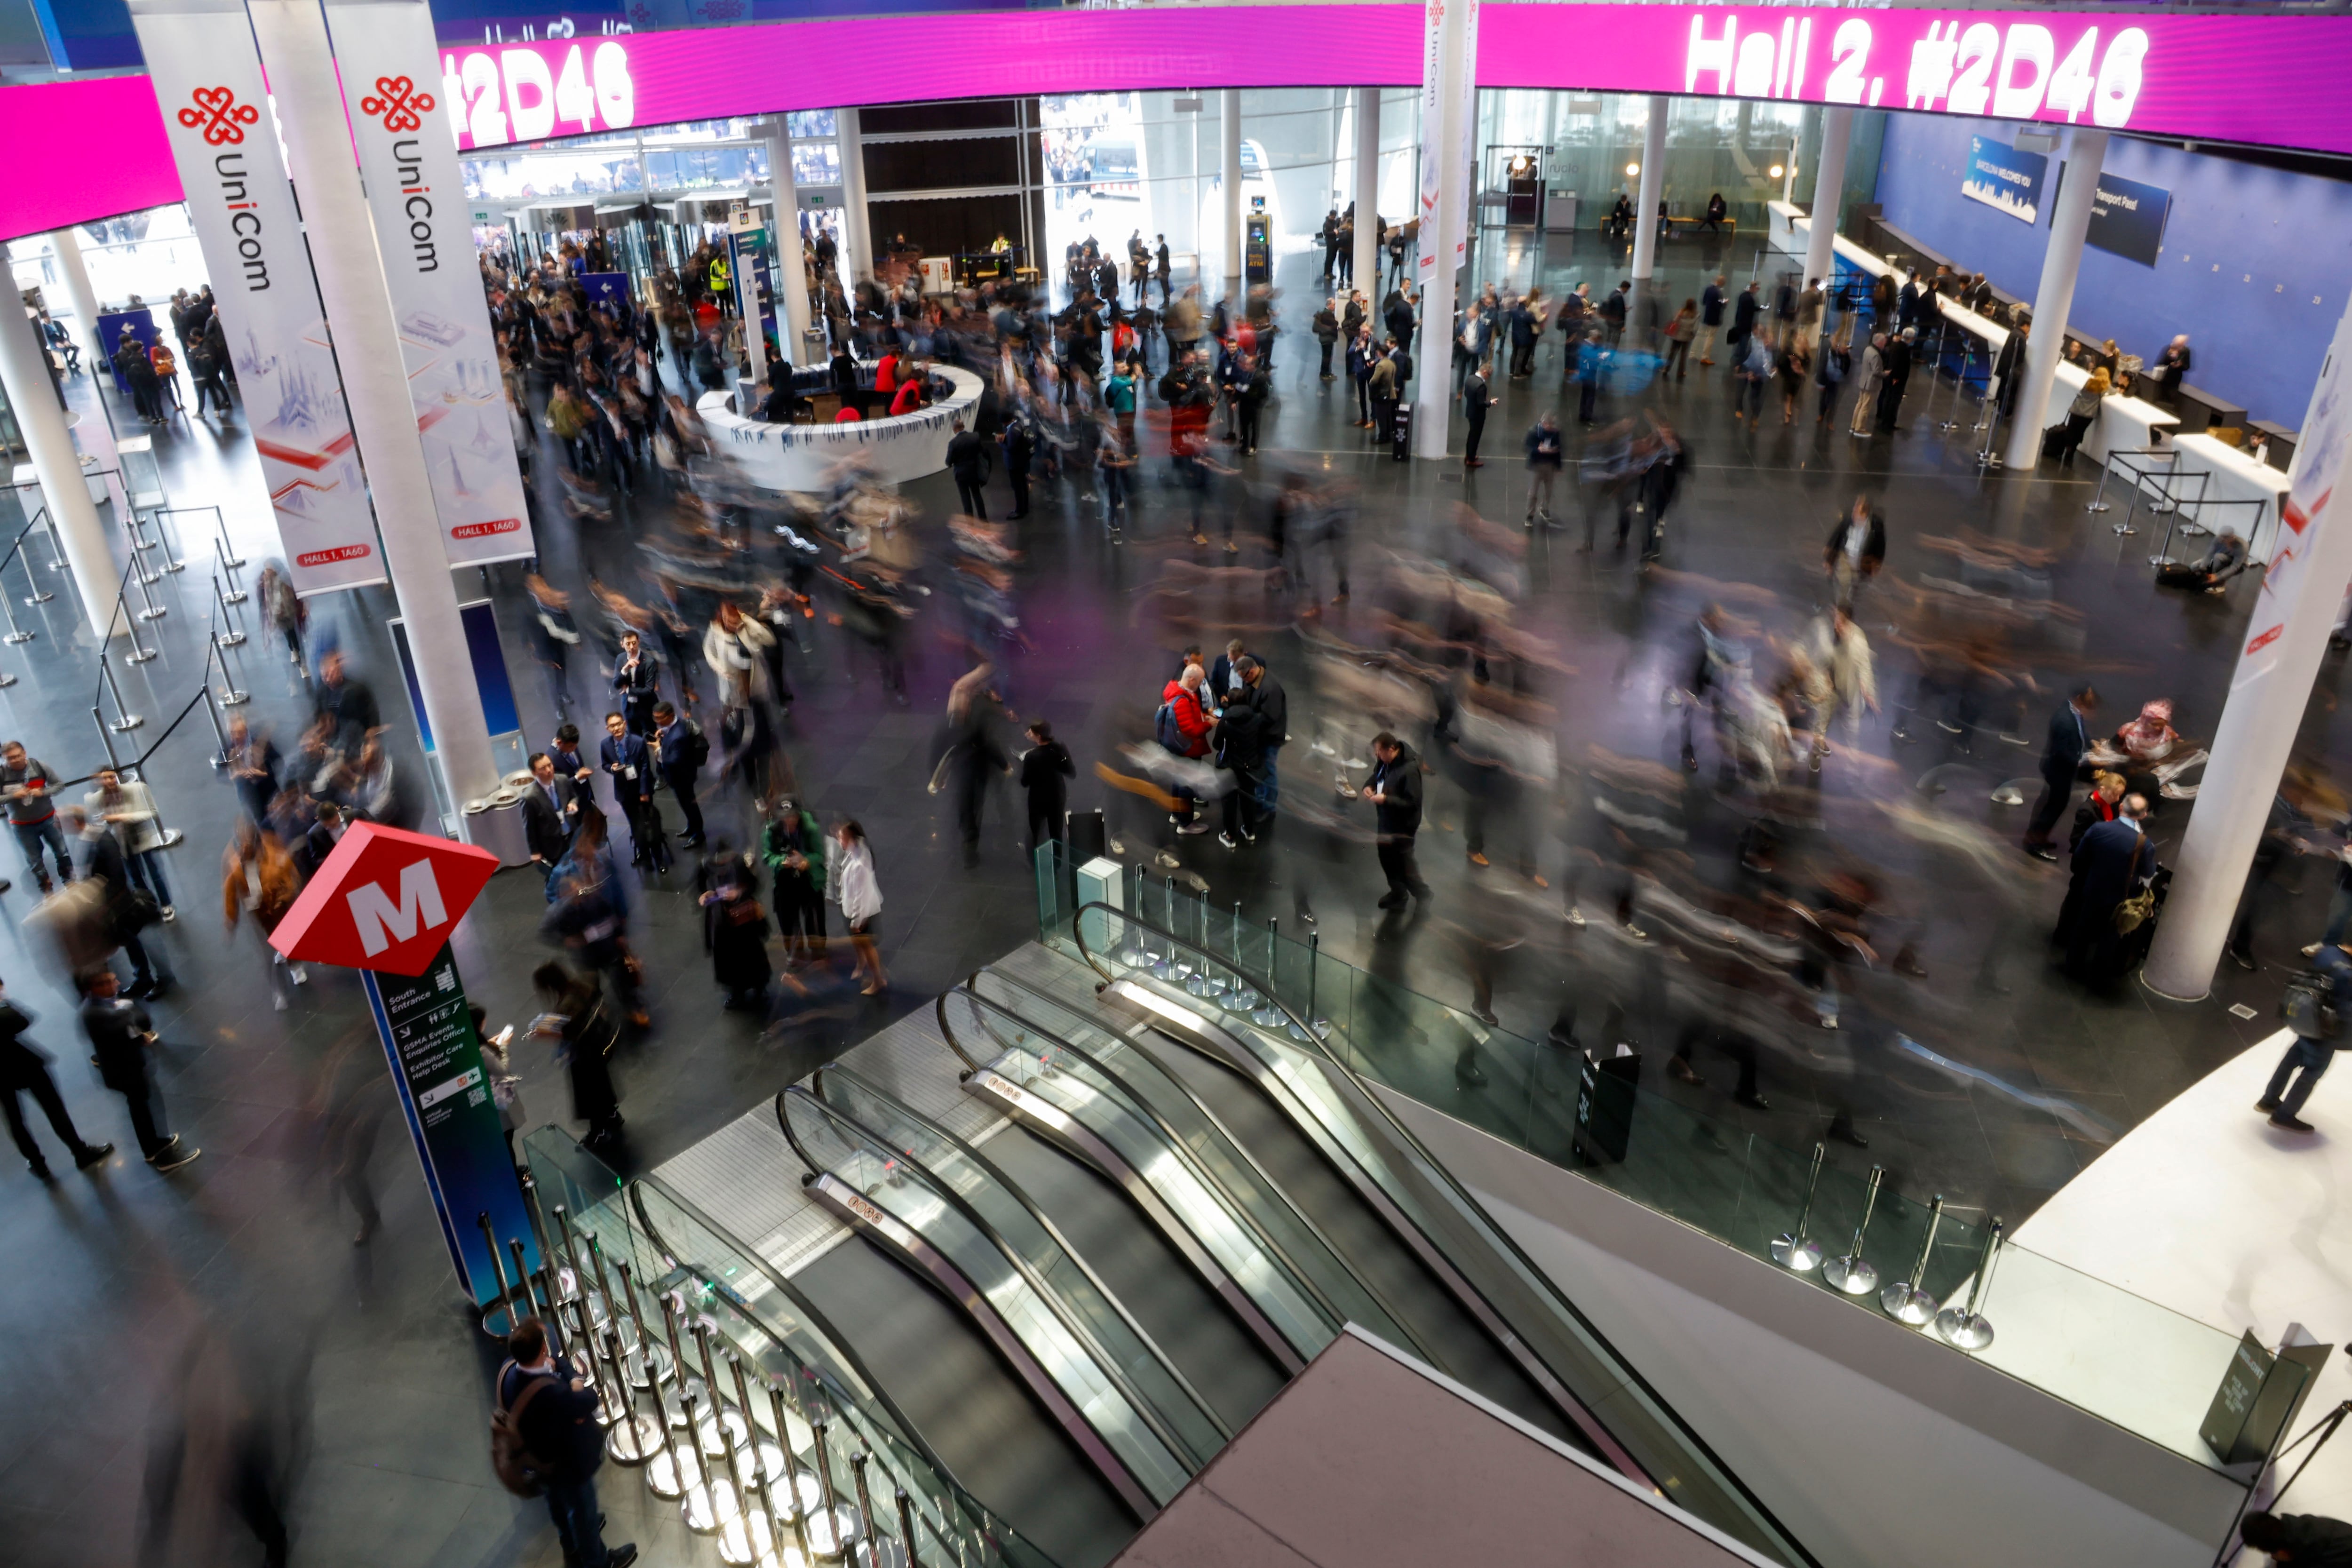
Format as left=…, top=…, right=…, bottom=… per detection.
left=776, top=1078, right=1216, bottom=1489
left=1069, top=897, right=1823, bottom=1568
left=940, top=975, right=1357, bottom=1358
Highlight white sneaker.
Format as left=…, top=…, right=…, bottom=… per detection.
left=2304, top=943, right=2325, bottom=959
left=1564, top=907, right=1587, bottom=928
left=160, top=905, right=175, bottom=922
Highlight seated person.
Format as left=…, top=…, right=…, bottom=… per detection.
left=888, top=372, right=924, bottom=417
left=2155, top=529, right=2245, bottom=593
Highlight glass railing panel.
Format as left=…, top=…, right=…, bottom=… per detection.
left=781, top=1088, right=1200, bottom=1508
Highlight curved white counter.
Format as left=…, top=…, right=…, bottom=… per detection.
left=698, top=365, right=983, bottom=493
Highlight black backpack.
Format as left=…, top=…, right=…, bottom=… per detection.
left=679, top=718, right=711, bottom=772
left=2282, top=971, right=2344, bottom=1042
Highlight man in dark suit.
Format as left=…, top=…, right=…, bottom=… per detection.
left=80, top=966, right=196, bottom=1170
left=599, top=712, right=665, bottom=872
left=2057, top=794, right=2153, bottom=979
left=521, top=752, right=580, bottom=879
left=1824, top=495, right=1886, bottom=608
left=1240, top=655, right=1288, bottom=816
left=1363, top=731, right=1431, bottom=909
left=611, top=630, right=660, bottom=736
left=496, top=1317, right=638, bottom=1568
left=0, top=980, right=110, bottom=1178
left=946, top=416, right=990, bottom=519
left=2025, top=684, right=2099, bottom=860
left=651, top=700, right=706, bottom=850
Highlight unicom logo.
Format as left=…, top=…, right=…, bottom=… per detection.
left=347, top=859, right=447, bottom=957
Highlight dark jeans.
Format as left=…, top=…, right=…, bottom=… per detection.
left=2264, top=1037, right=2335, bottom=1118
left=1222, top=769, right=1264, bottom=837
left=543, top=1474, right=612, bottom=1568
left=1376, top=835, right=1429, bottom=902
left=5, top=1068, right=90, bottom=1166
left=13, top=816, right=70, bottom=883
left=2024, top=771, right=2073, bottom=848
left=113, top=1069, right=170, bottom=1159
left=1463, top=414, right=1485, bottom=462
left=954, top=476, right=987, bottom=518
left=127, top=847, right=173, bottom=908
left=1318, top=340, right=1335, bottom=376
left=663, top=768, right=705, bottom=843
left=1028, top=799, right=1066, bottom=853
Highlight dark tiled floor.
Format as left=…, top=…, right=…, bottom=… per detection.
left=0, top=225, right=2330, bottom=1565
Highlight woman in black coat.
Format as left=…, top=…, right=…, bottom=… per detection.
left=531, top=963, right=621, bottom=1149
left=697, top=843, right=772, bottom=1011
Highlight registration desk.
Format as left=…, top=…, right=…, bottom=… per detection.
left=2169, top=433, right=2293, bottom=559
left=699, top=362, right=983, bottom=493
left=1929, top=298, right=2178, bottom=467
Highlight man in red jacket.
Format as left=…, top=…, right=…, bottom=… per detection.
left=1160, top=663, right=1216, bottom=835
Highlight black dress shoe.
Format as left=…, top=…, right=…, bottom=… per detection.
left=27, top=1161, right=51, bottom=1181
left=2256, top=1097, right=2282, bottom=1114
left=1735, top=1090, right=1771, bottom=1111
left=2228, top=950, right=2258, bottom=971
left=73, top=1142, right=112, bottom=1168
left=1376, top=894, right=1406, bottom=911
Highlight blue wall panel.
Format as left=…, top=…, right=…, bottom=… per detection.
left=1871, top=111, right=2352, bottom=424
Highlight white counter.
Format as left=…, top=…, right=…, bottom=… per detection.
left=698, top=364, right=983, bottom=494
left=1929, top=299, right=2178, bottom=467
left=2169, top=432, right=2293, bottom=560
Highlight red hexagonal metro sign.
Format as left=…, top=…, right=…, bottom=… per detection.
left=269, top=823, right=500, bottom=976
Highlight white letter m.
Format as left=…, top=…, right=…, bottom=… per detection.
left=347, top=860, right=447, bottom=957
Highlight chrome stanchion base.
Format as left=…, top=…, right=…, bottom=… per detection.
left=659, top=1377, right=712, bottom=1426
left=716, top=1496, right=779, bottom=1567
left=136, top=607, right=167, bottom=621
left=619, top=1336, right=674, bottom=1389
left=1822, top=1254, right=1878, bottom=1295
left=1934, top=1307, right=1994, bottom=1350
left=858, top=1537, right=910, bottom=1568
left=124, top=647, right=156, bottom=665
left=698, top=1406, right=754, bottom=1457
left=646, top=1442, right=703, bottom=1500
left=1770, top=1234, right=1824, bottom=1272
left=744, top=1439, right=789, bottom=1488
left=606, top=1409, right=665, bottom=1465
left=109, top=712, right=144, bottom=731
left=1880, top=1281, right=1936, bottom=1326
left=1251, top=1004, right=1284, bottom=1027
left=2109, top=522, right=2138, bottom=537
left=216, top=630, right=246, bottom=647
left=1287, top=1018, right=1331, bottom=1042
left=769, top=1469, right=823, bottom=1520
left=1224, top=986, right=1261, bottom=1012
left=162, top=557, right=186, bottom=573
left=136, top=567, right=162, bottom=586
left=802, top=1504, right=863, bottom=1559
left=218, top=687, right=250, bottom=706
left=23, top=590, right=51, bottom=605
left=683, top=1474, right=737, bottom=1535
left=222, top=588, right=248, bottom=604
left=155, top=829, right=183, bottom=848
left=3, top=630, right=31, bottom=645
left=2084, top=501, right=2112, bottom=513
left=0, top=672, right=14, bottom=688
left=1184, top=972, right=1212, bottom=996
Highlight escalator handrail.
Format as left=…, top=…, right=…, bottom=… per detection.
left=941, top=974, right=1351, bottom=1349
left=1071, top=899, right=1822, bottom=1568
left=624, top=1170, right=960, bottom=1498
left=811, top=1061, right=1234, bottom=1451
left=776, top=1076, right=1222, bottom=1472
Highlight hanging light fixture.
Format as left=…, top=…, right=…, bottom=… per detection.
left=1625, top=161, right=1640, bottom=178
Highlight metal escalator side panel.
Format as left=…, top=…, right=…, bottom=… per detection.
left=959, top=970, right=1421, bottom=1356
left=812, top=1064, right=1233, bottom=1462
left=805, top=1172, right=1165, bottom=1524
left=1100, top=976, right=1648, bottom=1483
left=962, top=1064, right=1315, bottom=1375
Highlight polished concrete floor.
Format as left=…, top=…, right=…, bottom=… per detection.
left=0, top=226, right=2335, bottom=1566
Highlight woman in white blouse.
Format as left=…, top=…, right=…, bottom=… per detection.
left=834, top=819, right=886, bottom=995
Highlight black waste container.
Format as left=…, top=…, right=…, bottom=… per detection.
left=1573, top=1048, right=1642, bottom=1164
left=1391, top=401, right=1412, bottom=461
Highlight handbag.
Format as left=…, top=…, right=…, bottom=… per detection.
left=2113, top=839, right=2157, bottom=934
left=119, top=887, right=162, bottom=934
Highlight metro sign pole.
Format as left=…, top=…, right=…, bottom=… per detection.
left=269, top=822, right=531, bottom=1309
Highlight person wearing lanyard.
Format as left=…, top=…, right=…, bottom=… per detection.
left=2025, top=685, right=2100, bottom=861
left=1363, top=732, right=1431, bottom=911
left=522, top=753, right=581, bottom=881
left=598, top=714, right=665, bottom=874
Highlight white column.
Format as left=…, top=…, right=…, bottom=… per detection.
left=1352, top=87, right=1382, bottom=302
left=761, top=119, right=815, bottom=366
left=0, top=303, right=114, bottom=639
left=2144, top=294, right=2352, bottom=1000
left=1803, top=105, right=1854, bottom=344
left=1221, top=89, right=1243, bottom=303
left=48, top=228, right=104, bottom=372
left=1629, top=96, right=1668, bottom=283
left=246, top=0, right=497, bottom=820
left=835, top=106, right=870, bottom=286
left=1410, top=0, right=1476, bottom=459
left=2002, top=128, right=2106, bottom=470
left=733, top=221, right=765, bottom=393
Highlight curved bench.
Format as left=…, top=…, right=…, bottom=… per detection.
left=698, top=362, right=983, bottom=493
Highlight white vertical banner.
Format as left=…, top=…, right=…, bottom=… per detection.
left=324, top=0, right=533, bottom=568
left=1450, top=0, right=1479, bottom=274
left=127, top=0, right=386, bottom=596
left=1413, top=0, right=1448, bottom=290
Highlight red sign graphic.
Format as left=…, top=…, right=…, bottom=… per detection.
left=178, top=85, right=259, bottom=146
left=271, top=822, right=501, bottom=976
left=450, top=518, right=523, bottom=539
left=295, top=543, right=375, bottom=567
left=360, top=75, right=437, bottom=133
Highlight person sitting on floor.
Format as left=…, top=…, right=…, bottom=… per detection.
left=2155, top=528, right=2245, bottom=594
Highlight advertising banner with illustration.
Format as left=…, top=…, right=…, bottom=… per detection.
left=125, top=0, right=387, bottom=596
left=326, top=0, right=535, bottom=569
left=2086, top=172, right=2171, bottom=267
left=1962, top=133, right=2047, bottom=225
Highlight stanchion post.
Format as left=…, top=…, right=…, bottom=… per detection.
left=22, top=508, right=56, bottom=601
left=100, top=652, right=143, bottom=730
left=603, top=1325, right=659, bottom=1466
left=770, top=1383, right=819, bottom=1564
left=1880, top=1194, right=1946, bottom=1326
left=0, top=534, right=33, bottom=643
left=1823, top=1164, right=1884, bottom=1295
left=1934, top=1217, right=2002, bottom=1350
left=506, top=1235, right=555, bottom=1354
left=90, top=706, right=119, bottom=771
left=115, top=592, right=156, bottom=663
left=214, top=512, right=246, bottom=572
left=201, top=680, right=230, bottom=768
left=477, top=1210, right=517, bottom=1336
left=207, top=634, right=249, bottom=708
left=2085, top=457, right=2115, bottom=514
left=127, top=552, right=167, bottom=618
left=895, top=1486, right=924, bottom=1568
left=151, top=507, right=187, bottom=572
left=213, top=573, right=246, bottom=645
left=1771, top=1142, right=1828, bottom=1271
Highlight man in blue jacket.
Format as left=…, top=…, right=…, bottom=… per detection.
left=599, top=711, right=667, bottom=872
left=2024, top=685, right=2099, bottom=860
left=496, top=1318, right=637, bottom=1568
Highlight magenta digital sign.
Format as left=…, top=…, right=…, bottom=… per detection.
left=8, top=3, right=2352, bottom=240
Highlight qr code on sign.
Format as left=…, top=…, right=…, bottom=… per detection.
left=468, top=1086, right=488, bottom=1108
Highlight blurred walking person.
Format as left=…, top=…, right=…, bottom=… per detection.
left=222, top=822, right=304, bottom=1009
left=80, top=966, right=198, bottom=1170
left=0, top=979, right=111, bottom=1178
left=834, top=820, right=886, bottom=995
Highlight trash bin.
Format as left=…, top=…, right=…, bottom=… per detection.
left=1573, top=1047, right=1641, bottom=1164
left=1391, top=400, right=1412, bottom=461
left=463, top=786, right=532, bottom=868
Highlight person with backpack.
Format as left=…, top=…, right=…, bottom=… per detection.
left=492, top=1315, right=638, bottom=1568
left=1158, top=663, right=1216, bottom=835
left=2263, top=943, right=2352, bottom=1132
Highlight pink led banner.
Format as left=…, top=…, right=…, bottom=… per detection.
left=8, top=3, right=2352, bottom=240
